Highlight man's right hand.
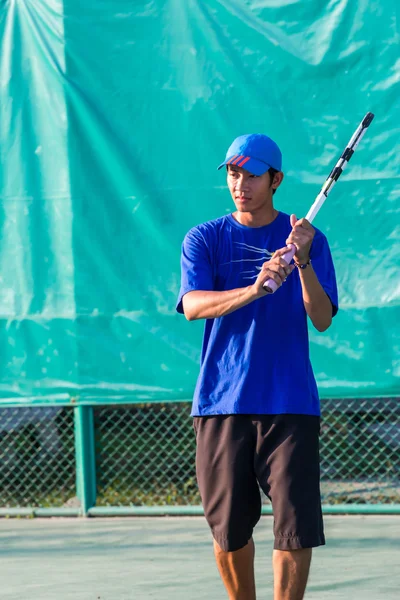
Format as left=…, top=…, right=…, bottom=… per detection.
left=252, top=247, right=295, bottom=298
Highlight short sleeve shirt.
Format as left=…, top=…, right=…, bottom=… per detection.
left=177, top=212, right=338, bottom=416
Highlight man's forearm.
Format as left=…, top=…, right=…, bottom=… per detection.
left=298, top=265, right=332, bottom=331
left=182, top=286, right=259, bottom=321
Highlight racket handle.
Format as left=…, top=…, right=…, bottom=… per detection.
left=262, top=245, right=296, bottom=294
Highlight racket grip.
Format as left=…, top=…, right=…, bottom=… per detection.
left=262, top=245, right=296, bottom=294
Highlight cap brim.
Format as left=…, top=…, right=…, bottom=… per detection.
left=218, top=156, right=271, bottom=176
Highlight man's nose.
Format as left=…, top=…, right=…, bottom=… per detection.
left=235, top=175, right=249, bottom=192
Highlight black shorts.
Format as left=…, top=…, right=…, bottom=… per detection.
left=193, top=414, right=325, bottom=552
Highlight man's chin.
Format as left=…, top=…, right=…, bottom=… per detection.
left=234, top=204, right=252, bottom=213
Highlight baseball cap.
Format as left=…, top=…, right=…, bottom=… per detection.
left=218, top=133, right=282, bottom=175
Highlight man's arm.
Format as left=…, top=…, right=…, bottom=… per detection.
left=296, top=265, right=332, bottom=332
left=183, top=286, right=257, bottom=321
left=286, top=214, right=334, bottom=332
left=182, top=247, right=294, bottom=321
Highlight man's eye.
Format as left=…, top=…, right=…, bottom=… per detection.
left=249, top=174, right=259, bottom=178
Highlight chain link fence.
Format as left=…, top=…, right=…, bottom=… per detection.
left=95, top=403, right=199, bottom=506
left=320, top=398, right=400, bottom=504
left=1, top=399, right=399, bottom=509
left=0, top=407, right=75, bottom=507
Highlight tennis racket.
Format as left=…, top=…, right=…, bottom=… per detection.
left=263, top=112, right=375, bottom=294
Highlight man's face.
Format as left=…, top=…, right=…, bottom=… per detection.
left=227, top=165, right=281, bottom=213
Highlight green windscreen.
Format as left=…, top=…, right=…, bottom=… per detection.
left=0, top=1, right=398, bottom=403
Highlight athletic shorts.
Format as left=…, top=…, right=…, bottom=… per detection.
left=193, top=414, right=325, bottom=552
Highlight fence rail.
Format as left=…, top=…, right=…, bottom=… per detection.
left=0, top=398, right=399, bottom=516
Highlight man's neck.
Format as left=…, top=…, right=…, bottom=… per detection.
left=231, top=207, right=279, bottom=228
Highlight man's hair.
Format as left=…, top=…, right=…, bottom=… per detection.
left=268, top=167, right=279, bottom=195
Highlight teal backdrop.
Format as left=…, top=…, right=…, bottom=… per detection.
left=0, top=1, right=399, bottom=403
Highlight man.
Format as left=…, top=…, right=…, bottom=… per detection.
left=176, top=133, right=338, bottom=600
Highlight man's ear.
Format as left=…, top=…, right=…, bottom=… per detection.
left=272, top=171, right=284, bottom=190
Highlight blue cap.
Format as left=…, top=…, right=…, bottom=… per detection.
left=218, top=133, right=282, bottom=175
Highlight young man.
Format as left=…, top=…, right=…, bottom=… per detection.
left=176, top=133, right=338, bottom=600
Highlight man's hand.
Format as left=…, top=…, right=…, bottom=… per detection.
left=286, top=214, right=315, bottom=264
left=252, top=247, right=295, bottom=298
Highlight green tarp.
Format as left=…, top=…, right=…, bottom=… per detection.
left=0, top=1, right=399, bottom=403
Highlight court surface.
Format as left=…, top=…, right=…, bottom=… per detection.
left=1, top=515, right=399, bottom=599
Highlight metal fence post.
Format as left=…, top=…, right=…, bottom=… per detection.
left=74, top=405, right=97, bottom=515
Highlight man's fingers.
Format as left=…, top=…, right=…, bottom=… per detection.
left=287, top=230, right=313, bottom=245
left=276, top=258, right=293, bottom=277
left=266, top=250, right=296, bottom=280
left=261, top=264, right=282, bottom=283
left=265, top=257, right=289, bottom=270
left=296, top=218, right=312, bottom=229
left=278, top=266, right=286, bottom=280
left=259, top=261, right=296, bottom=290
left=262, top=247, right=299, bottom=287
left=285, top=264, right=294, bottom=276
left=275, top=263, right=295, bottom=279
left=286, top=236, right=299, bottom=249
left=275, top=257, right=289, bottom=267
left=265, top=270, right=283, bottom=287
left=273, top=246, right=291, bottom=258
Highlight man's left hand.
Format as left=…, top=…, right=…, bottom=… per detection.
left=286, top=214, right=315, bottom=263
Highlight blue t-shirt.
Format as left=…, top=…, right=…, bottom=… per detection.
left=176, top=212, right=338, bottom=417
